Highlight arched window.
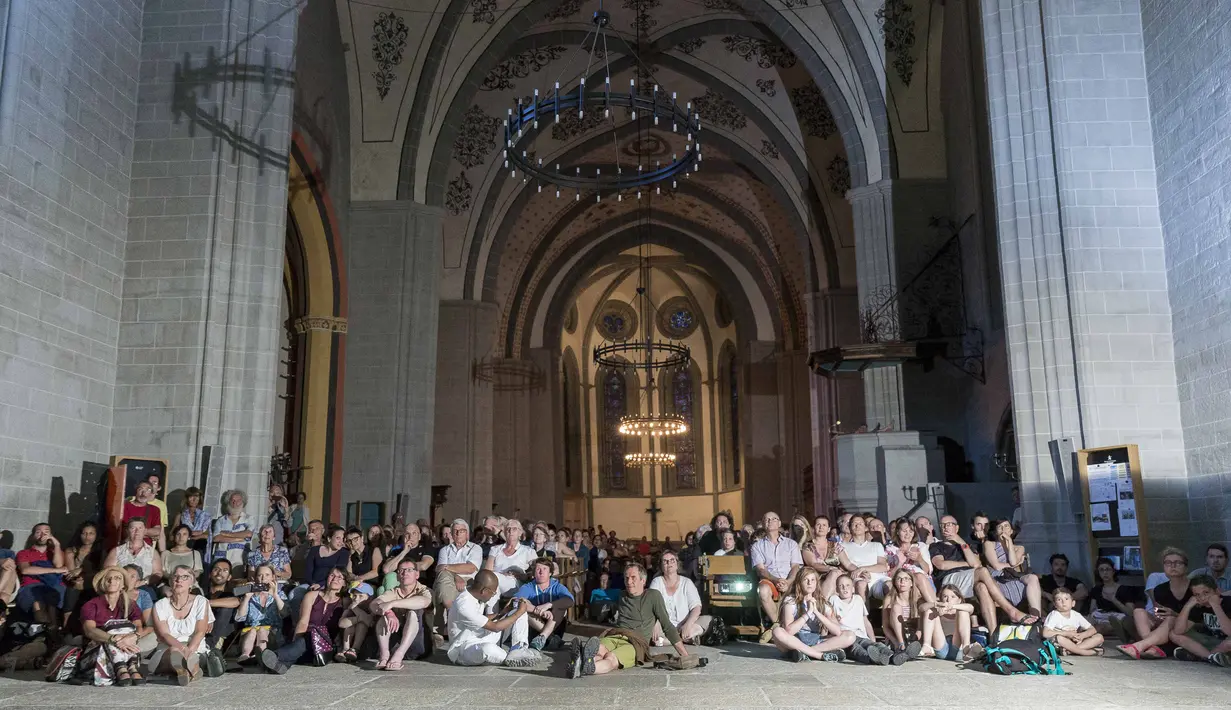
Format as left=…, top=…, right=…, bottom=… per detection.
left=561, top=349, right=582, bottom=491
left=602, top=369, right=628, bottom=491
left=671, top=367, right=698, bottom=490
left=729, top=351, right=740, bottom=486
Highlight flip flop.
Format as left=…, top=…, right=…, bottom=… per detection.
left=373, top=659, right=388, bottom=670
left=384, top=660, right=404, bottom=671
left=1116, top=643, right=1141, bottom=659
left=1142, top=646, right=1166, bottom=659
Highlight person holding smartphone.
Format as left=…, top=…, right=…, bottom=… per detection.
left=1117, top=547, right=1192, bottom=659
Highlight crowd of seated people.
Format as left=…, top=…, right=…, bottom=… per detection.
left=3, top=491, right=1229, bottom=685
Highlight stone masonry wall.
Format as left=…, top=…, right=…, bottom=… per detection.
left=0, top=0, right=142, bottom=532
left=1141, top=0, right=1231, bottom=544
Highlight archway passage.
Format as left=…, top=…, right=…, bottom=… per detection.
left=281, top=136, right=348, bottom=523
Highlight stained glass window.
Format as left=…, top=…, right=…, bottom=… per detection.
left=603, top=313, right=626, bottom=336
left=603, top=370, right=627, bottom=490
left=673, top=368, right=697, bottom=489
left=669, top=309, right=694, bottom=331
left=730, top=355, right=740, bottom=485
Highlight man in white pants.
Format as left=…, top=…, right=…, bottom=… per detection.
left=446, top=570, right=541, bottom=667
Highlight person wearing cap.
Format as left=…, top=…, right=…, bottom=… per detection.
left=234, top=564, right=287, bottom=665
left=336, top=580, right=377, bottom=664
left=79, top=565, right=147, bottom=685
left=369, top=559, right=433, bottom=669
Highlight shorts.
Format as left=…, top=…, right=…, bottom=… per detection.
left=796, top=631, right=823, bottom=647
left=15, top=583, right=63, bottom=614
left=599, top=636, right=637, bottom=669
left=941, top=569, right=976, bottom=599
left=758, top=579, right=781, bottom=601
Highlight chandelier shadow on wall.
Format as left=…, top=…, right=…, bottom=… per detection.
left=503, top=2, right=701, bottom=200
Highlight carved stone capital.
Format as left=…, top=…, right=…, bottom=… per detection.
left=293, top=316, right=348, bottom=334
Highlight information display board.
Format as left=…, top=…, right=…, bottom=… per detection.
left=1076, top=444, right=1151, bottom=581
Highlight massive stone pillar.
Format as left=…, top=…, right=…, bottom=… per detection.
left=342, top=201, right=441, bottom=523
left=111, top=0, right=300, bottom=513
left=980, top=0, right=1188, bottom=562
left=805, top=289, right=863, bottom=516
left=491, top=348, right=561, bottom=523
left=744, top=341, right=785, bottom=518
left=433, top=300, right=496, bottom=524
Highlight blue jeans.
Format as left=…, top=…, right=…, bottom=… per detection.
left=16, top=581, right=65, bottom=614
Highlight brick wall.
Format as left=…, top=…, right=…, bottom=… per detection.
left=1141, top=0, right=1231, bottom=543
left=0, top=0, right=142, bottom=532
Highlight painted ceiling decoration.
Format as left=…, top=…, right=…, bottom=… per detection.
left=624, top=0, right=662, bottom=35
left=755, top=78, right=777, bottom=97
left=677, top=38, right=706, bottom=55
left=545, top=0, right=584, bottom=22
left=481, top=45, right=569, bottom=92
left=692, top=88, right=746, bottom=131
left=370, top=11, right=409, bottom=100
left=452, top=105, right=500, bottom=168
left=877, top=0, right=918, bottom=86
left=789, top=84, right=837, bottom=139
left=760, top=139, right=779, bottom=160
left=721, top=35, right=798, bottom=70
left=473, top=0, right=499, bottom=25
left=446, top=171, right=473, bottom=216
left=827, top=154, right=850, bottom=196
left=702, top=0, right=744, bottom=11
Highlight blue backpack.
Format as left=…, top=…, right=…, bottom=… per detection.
left=982, top=623, right=1067, bottom=675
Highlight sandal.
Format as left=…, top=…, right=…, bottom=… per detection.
left=373, top=659, right=388, bottom=670
left=128, top=661, right=145, bottom=686
left=1092, top=647, right=1105, bottom=657
left=384, top=660, right=404, bottom=671
left=334, top=651, right=348, bottom=663
left=1142, top=646, right=1166, bottom=659
left=115, top=666, right=132, bottom=687
left=1116, top=643, right=1141, bottom=659
left=344, top=649, right=358, bottom=663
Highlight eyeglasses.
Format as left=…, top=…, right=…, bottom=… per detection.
left=1162, top=559, right=1186, bottom=567
left=173, top=574, right=194, bottom=581
left=941, top=521, right=958, bottom=528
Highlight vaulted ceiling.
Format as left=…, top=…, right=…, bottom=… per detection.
left=336, top=0, right=947, bottom=355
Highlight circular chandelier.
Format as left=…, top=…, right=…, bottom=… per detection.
left=618, top=413, right=688, bottom=437
left=593, top=327, right=689, bottom=371
left=624, top=451, right=677, bottom=467
left=503, top=3, right=701, bottom=198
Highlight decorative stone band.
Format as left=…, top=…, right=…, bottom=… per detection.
left=292, top=316, right=348, bottom=334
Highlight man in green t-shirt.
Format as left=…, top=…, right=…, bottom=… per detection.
left=569, top=562, right=687, bottom=678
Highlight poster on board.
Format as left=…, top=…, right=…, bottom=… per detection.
left=1088, top=463, right=1118, bottom=503
left=1090, top=503, right=1113, bottom=532
left=1118, top=498, right=1139, bottom=537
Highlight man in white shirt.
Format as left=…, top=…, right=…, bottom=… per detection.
left=648, top=550, right=712, bottom=645
left=433, top=519, right=484, bottom=641
left=750, top=511, right=802, bottom=632
left=447, top=570, right=539, bottom=667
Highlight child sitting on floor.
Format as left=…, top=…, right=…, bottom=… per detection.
left=829, top=573, right=904, bottom=665
left=1043, top=587, right=1105, bottom=656
left=920, top=583, right=982, bottom=662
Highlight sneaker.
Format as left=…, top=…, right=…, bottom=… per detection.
left=889, top=651, right=909, bottom=666
left=1174, top=647, right=1200, bottom=662
left=260, top=648, right=289, bottom=675
left=1209, top=652, right=1230, bottom=667
left=203, top=650, right=225, bottom=678
left=904, top=640, right=922, bottom=660
left=868, top=644, right=893, bottom=666
left=509, top=643, right=527, bottom=653
left=846, top=642, right=871, bottom=664
left=529, top=636, right=547, bottom=651
left=819, top=649, right=846, bottom=663
left=789, top=649, right=808, bottom=663
left=567, top=639, right=585, bottom=680
left=581, top=637, right=600, bottom=676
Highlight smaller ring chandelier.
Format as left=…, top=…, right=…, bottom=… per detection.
left=618, top=412, right=688, bottom=437
left=503, top=3, right=701, bottom=198
left=625, top=451, right=677, bottom=467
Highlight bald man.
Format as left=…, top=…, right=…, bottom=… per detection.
left=445, top=570, right=541, bottom=667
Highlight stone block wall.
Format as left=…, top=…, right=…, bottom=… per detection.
left=0, top=0, right=142, bottom=532
left=1141, top=0, right=1231, bottom=544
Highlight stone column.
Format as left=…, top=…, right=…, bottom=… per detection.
left=433, top=300, right=496, bottom=525
left=744, top=341, right=785, bottom=518
left=342, top=201, right=441, bottom=523
left=980, top=0, right=1188, bottom=561
left=491, top=349, right=561, bottom=523
left=112, top=0, right=300, bottom=513
left=805, top=289, right=863, bottom=516
left=846, top=182, right=905, bottom=430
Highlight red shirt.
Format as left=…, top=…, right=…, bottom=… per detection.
left=16, top=547, right=52, bottom=586
left=122, top=501, right=162, bottom=529
left=80, top=595, right=141, bottom=628
left=637, top=542, right=651, bottom=555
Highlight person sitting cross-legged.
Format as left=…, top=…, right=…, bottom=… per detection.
left=335, top=582, right=375, bottom=663
left=369, top=560, right=433, bottom=669
left=445, top=570, right=540, bottom=667
left=770, top=567, right=853, bottom=662
left=569, top=562, right=687, bottom=678
left=1118, top=547, right=1191, bottom=660
left=513, top=558, right=574, bottom=651
left=919, top=583, right=982, bottom=662
left=1043, top=587, right=1105, bottom=656
left=261, top=567, right=347, bottom=673
left=233, top=565, right=287, bottom=664
left=1168, top=574, right=1231, bottom=666
left=750, top=511, right=802, bottom=640
left=648, top=550, right=712, bottom=646
left=829, top=573, right=899, bottom=665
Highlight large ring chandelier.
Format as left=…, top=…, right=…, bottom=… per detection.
left=503, top=4, right=701, bottom=197
left=618, top=413, right=688, bottom=437
left=625, top=451, right=676, bottom=467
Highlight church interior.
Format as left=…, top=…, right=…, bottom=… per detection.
left=0, top=0, right=1227, bottom=576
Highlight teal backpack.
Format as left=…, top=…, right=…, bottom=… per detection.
left=981, top=623, right=1067, bottom=675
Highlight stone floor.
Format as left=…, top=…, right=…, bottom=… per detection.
left=2, top=639, right=1228, bottom=708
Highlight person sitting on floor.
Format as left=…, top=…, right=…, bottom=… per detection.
left=122, top=565, right=155, bottom=632
left=920, top=583, right=981, bottom=662
left=588, top=570, right=621, bottom=624
left=750, top=511, right=802, bottom=639
left=369, top=560, right=432, bottom=669
left=1041, top=553, right=1089, bottom=610
left=161, top=524, right=204, bottom=584
left=1089, top=556, right=1141, bottom=642
left=246, top=524, right=292, bottom=581
left=770, top=567, right=852, bottom=663
left=712, top=529, right=742, bottom=557
left=569, top=562, right=686, bottom=678
left=648, top=550, right=711, bottom=646
left=1118, top=547, right=1192, bottom=660
left=261, top=566, right=347, bottom=674
left=699, top=512, right=739, bottom=555
left=981, top=519, right=1043, bottom=621
left=513, top=558, right=574, bottom=650
left=234, top=564, right=287, bottom=665
left=379, top=524, right=435, bottom=594
left=15, top=522, right=69, bottom=632
left=79, top=566, right=146, bottom=686
left=445, top=570, right=539, bottom=667
left=202, top=559, right=240, bottom=650
left=0, top=554, right=18, bottom=606
left=829, top=573, right=902, bottom=665
left=915, top=516, right=939, bottom=546
left=881, top=568, right=927, bottom=655
left=1168, top=574, right=1231, bottom=666
left=105, top=518, right=162, bottom=586
left=148, top=565, right=218, bottom=685
left=838, top=516, right=890, bottom=601
left=335, top=582, right=375, bottom=664
left=1043, top=587, right=1105, bottom=656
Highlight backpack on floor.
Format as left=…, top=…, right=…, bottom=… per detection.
left=982, top=623, right=1066, bottom=676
